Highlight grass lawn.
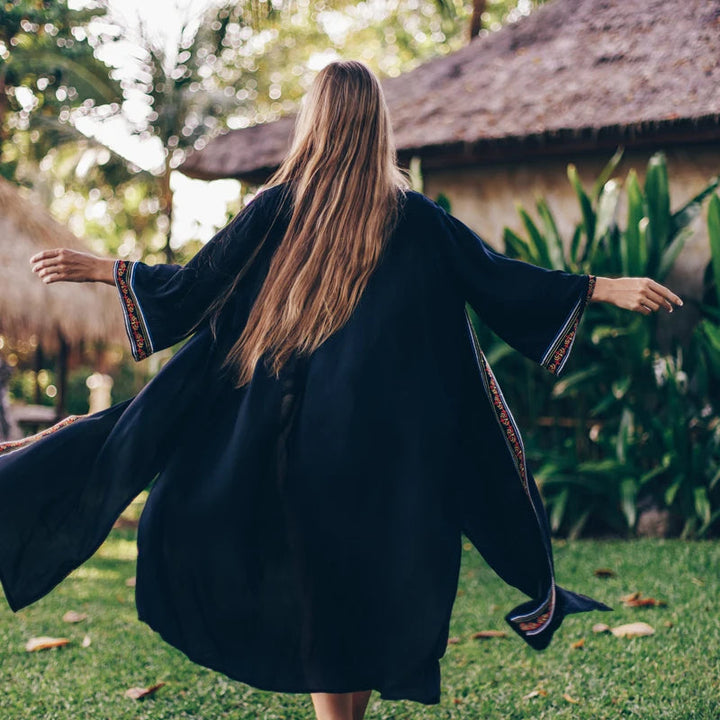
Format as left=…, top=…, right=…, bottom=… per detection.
left=1, top=495, right=718, bottom=719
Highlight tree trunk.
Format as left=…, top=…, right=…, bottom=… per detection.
left=469, top=0, right=486, bottom=41
left=161, top=159, right=175, bottom=264
left=56, top=331, right=69, bottom=420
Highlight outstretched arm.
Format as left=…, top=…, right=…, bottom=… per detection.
left=590, top=276, right=683, bottom=314
left=29, top=249, right=115, bottom=286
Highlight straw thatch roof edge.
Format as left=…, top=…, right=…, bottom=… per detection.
left=180, top=0, right=720, bottom=183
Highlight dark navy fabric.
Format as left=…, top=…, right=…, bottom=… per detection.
left=0, top=182, right=612, bottom=705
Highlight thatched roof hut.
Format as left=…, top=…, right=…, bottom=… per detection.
left=0, top=177, right=126, bottom=351
left=179, top=0, right=720, bottom=183
left=0, top=177, right=127, bottom=419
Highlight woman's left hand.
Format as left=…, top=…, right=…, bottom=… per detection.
left=590, top=276, right=684, bottom=315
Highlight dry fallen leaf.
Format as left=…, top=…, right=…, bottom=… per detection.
left=523, top=688, right=548, bottom=700
left=593, top=567, right=615, bottom=578
left=563, top=693, right=580, bottom=704
left=25, top=637, right=71, bottom=652
left=571, top=638, right=585, bottom=649
left=125, top=682, right=166, bottom=700
left=610, top=622, right=655, bottom=638
left=620, top=591, right=641, bottom=602
left=447, top=636, right=461, bottom=644
left=452, top=698, right=462, bottom=705
left=82, top=635, right=92, bottom=648
left=62, top=610, right=87, bottom=623
left=593, top=623, right=611, bottom=633
left=622, top=593, right=667, bottom=608
left=125, top=576, right=136, bottom=587
left=471, top=630, right=508, bottom=640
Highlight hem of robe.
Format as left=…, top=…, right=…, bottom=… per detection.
left=463, top=305, right=613, bottom=651
left=135, top=603, right=442, bottom=705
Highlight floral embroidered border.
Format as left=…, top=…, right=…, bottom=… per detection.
left=540, top=274, right=597, bottom=376
left=508, top=583, right=556, bottom=635
left=0, top=414, right=84, bottom=458
left=464, top=309, right=557, bottom=638
left=465, top=310, right=529, bottom=496
left=113, top=259, right=153, bottom=361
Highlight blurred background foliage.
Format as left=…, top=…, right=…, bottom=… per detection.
left=465, top=150, right=720, bottom=540
left=3, top=0, right=720, bottom=539
left=2, top=0, right=545, bottom=411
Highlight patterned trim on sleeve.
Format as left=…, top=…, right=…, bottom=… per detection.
left=113, top=259, right=153, bottom=361
left=508, top=583, right=556, bottom=635
left=540, top=274, right=596, bottom=376
left=464, top=309, right=557, bottom=638
left=465, top=309, right=529, bottom=496
left=0, top=414, right=84, bottom=458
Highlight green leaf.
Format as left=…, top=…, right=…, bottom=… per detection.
left=658, top=225, right=692, bottom=280
left=549, top=487, right=569, bottom=533
left=644, top=152, right=671, bottom=269
left=550, top=364, right=604, bottom=398
left=536, top=198, right=566, bottom=270
left=591, top=146, right=625, bottom=200
left=707, top=193, right=720, bottom=308
left=576, top=458, right=625, bottom=474
left=503, top=227, right=533, bottom=260
left=639, top=455, right=672, bottom=485
left=517, top=205, right=552, bottom=268
left=616, top=408, right=634, bottom=464
left=568, top=507, right=592, bottom=541
left=620, top=477, right=638, bottom=528
left=590, top=324, right=634, bottom=344
left=670, top=175, right=720, bottom=236
left=569, top=225, right=583, bottom=268
left=595, top=179, right=621, bottom=243
left=624, top=170, right=646, bottom=275
left=709, top=466, right=720, bottom=491
left=694, top=486, right=711, bottom=525
left=665, top=477, right=682, bottom=506
left=568, top=164, right=596, bottom=251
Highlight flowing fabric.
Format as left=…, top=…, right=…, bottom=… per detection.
left=0, top=183, right=611, bottom=705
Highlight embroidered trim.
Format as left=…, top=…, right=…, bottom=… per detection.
left=465, top=310, right=529, bottom=495
left=114, top=259, right=153, bottom=361
left=464, top=309, right=557, bottom=638
left=540, top=274, right=596, bottom=376
left=0, top=415, right=83, bottom=457
left=509, top=584, right=556, bottom=635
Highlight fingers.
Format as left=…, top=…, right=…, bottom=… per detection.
left=29, top=248, right=76, bottom=284
left=644, top=287, right=674, bottom=312
left=646, top=278, right=683, bottom=309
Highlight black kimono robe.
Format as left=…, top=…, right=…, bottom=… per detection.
left=0, top=182, right=611, bottom=705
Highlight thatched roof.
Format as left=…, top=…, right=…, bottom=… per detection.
left=180, top=0, right=720, bottom=183
left=0, top=177, right=127, bottom=351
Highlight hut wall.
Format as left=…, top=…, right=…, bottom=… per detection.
left=423, top=142, right=720, bottom=303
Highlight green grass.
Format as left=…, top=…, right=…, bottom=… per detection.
left=1, top=498, right=719, bottom=719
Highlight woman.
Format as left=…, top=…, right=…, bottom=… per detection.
left=3, top=60, right=681, bottom=719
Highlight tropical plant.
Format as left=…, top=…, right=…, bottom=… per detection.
left=474, top=149, right=720, bottom=539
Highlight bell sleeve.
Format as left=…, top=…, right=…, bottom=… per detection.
left=113, top=189, right=272, bottom=361
left=436, top=205, right=596, bottom=376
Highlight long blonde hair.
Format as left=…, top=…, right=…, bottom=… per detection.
left=204, top=60, right=410, bottom=388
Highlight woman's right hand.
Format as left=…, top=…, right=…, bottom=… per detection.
left=29, top=248, right=116, bottom=286
left=591, top=276, right=684, bottom=315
